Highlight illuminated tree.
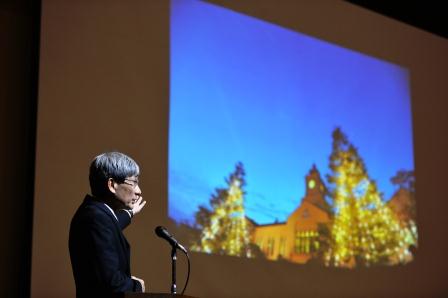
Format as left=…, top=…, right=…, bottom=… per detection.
left=325, top=128, right=414, bottom=267
left=192, top=162, right=252, bottom=257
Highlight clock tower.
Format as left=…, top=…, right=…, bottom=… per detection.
left=251, top=164, right=332, bottom=264
left=304, top=164, right=329, bottom=211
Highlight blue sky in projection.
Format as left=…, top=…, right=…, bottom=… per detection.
left=169, top=0, right=414, bottom=225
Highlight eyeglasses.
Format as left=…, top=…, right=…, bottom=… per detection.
left=121, top=178, right=139, bottom=188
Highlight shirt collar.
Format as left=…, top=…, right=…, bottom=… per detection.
left=103, top=203, right=118, bottom=221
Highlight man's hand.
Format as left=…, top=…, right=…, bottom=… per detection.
left=132, top=276, right=145, bottom=292
left=132, top=196, right=147, bottom=216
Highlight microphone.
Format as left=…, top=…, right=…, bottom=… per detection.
left=155, top=226, right=188, bottom=254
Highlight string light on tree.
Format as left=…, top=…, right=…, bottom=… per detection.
left=326, top=128, right=415, bottom=267
left=192, top=162, right=252, bottom=257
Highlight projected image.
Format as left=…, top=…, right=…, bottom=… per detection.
left=169, top=0, right=416, bottom=268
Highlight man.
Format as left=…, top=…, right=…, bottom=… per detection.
left=69, top=152, right=147, bottom=297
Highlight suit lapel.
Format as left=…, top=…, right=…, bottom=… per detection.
left=86, top=197, right=131, bottom=269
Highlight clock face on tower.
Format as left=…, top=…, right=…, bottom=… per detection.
left=308, top=179, right=316, bottom=189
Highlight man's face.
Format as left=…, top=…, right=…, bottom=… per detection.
left=112, top=176, right=142, bottom=209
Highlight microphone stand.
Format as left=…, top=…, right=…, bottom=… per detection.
left=171, top=246, right=177, bottom=294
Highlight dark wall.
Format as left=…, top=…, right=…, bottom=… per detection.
left=0, top=1, right=39, bottom=297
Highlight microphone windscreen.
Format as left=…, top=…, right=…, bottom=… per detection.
left=155, top=226, right=167, bottom=238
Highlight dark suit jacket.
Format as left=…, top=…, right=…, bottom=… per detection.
left=69, top=195, right=142, bottom=298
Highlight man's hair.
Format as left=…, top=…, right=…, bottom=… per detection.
left=89, top=152, right=140, bottom=197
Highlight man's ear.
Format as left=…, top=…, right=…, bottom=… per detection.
left=107, top=178, right=117, bottom=194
